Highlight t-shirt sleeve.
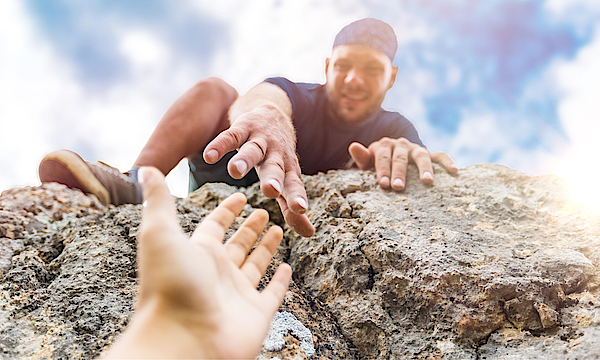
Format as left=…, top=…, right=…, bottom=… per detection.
left=264, top=77, right=316, bottom=122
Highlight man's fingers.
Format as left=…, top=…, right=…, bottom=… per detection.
left=225, top=209, right=270, bottom=267
left=241, top=225, right=284, bottom=286
left=431, top=152, right=458, bottom=174
left=348, top=142, right=373, bottom=170
left=260, top=263, right=292, bottom=316
left=390, top=146, right=409, bottom=191
left=139, top=167, right=182, bottom=241
left=190, top=192, right=247, bottom=244
left=373, top=146, right=393, bottom=188
left=410, top=146, right=435, bottom=184
left=203, top=126, right=249, bottom=164
left=277, top=197, right=314, bottom=237
left=257, top=157, right=286, bottom=199
left=228, top=139, right=268, bottom=179
left=281, top=169, right=308, bottom=214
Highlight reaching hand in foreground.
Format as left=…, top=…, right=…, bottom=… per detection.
left=102, top=166, right=292, bottom=359
left=349, top=137, right=458, bottom=191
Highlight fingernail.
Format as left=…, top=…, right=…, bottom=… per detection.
left=138, top=167, right=150, bottom=185
left=206, top=149, right=218, bottom=162
left=393, top=178, right=404, bottom=188
left=423, top=171, right=433, bottom=181
left=381, top=176, right=390, bottom=187
left=235, top=160, right=247, bottom=175
left=296, top=197, right=308, bottom=210
left=269, top=179, right=282, bottom=193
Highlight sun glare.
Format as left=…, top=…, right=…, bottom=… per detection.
left=556, top=149, right=600, bottom=215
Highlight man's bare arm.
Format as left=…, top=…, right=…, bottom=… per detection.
left=227, top=82, right=293, bottom=125
left=203, top=82, right=315, bottom=237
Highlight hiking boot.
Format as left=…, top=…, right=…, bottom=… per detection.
left=38, top=149, right=142, bottom=206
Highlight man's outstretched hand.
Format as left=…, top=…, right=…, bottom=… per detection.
left=204, top=104, right=315, bottom=237
left=348, top=137, right=457, bottom=190
left=102, top=167, right=292, bottom=359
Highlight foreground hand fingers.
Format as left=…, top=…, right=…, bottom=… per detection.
left=431, top=152, right=458, bottom=174
left=277, top=197, right=314, bottom=237
left=410, top=146, right=435, bottom=184
left=190, top=192, right=247, bottom=244
left=224, top=209, right=270, bottom=267
left=348, top=142, right=373, bottom=170
left=241, top=225, right=284, bottom=286
left=228, top=139, right=268, bottom=179
left=139, top=167, right=182, bottom=241
left=259, top=263, right=292, bottom=316
left=203, top=126, right=249, bottom=164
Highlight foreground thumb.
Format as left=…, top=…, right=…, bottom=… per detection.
left=138, top=167, right=180, bottom=233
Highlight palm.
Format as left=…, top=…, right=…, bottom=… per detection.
left=134, top=172, right=291, bottom=359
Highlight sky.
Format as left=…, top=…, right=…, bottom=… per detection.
left=1, top=0, right=599, bottom=207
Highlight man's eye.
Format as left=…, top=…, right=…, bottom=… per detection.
left=367, top=67, right=383, bottom=73
left=335, top=63, right=350, bottom=71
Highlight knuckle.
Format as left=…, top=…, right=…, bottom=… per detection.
left=262, top=158, right=286, bottom=173
left=392, top=155, right=408, bottom=164
left=248, top=139, right=267, bottom=158
left=226, top=128, right=246, bottom=146
left=412, top=148, right=430, bottom=160
left=378, top=137, right=393, bottom=146
left=396, top=137, right=411, bottom=146
left=285, top=170, right=303, bottom=185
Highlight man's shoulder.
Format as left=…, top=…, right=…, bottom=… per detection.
left=264, top=77, right=322, bottom=91
left=264, top=77, right=325, bottom=112
left=374, top=108, right=410, bottom=123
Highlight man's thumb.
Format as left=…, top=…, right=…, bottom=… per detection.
left=348, top=142, right=373, bottom=170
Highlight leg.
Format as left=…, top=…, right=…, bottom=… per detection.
left=39, top=77, right=238, bottom=206
left=134, top=77, right=239, bottom=175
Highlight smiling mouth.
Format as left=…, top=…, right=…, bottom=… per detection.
left=342, top=93, right=368, bottom=101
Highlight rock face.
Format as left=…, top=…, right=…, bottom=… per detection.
left=1, top=164, right=599, bottom=359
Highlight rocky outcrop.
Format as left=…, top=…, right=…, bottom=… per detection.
left=1, top=164, right=599, bottom=359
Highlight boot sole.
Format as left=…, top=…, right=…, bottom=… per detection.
left=39, top=149, right=111, bottom=206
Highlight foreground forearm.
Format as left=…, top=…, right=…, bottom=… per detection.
left=101, top=305, right=213, bottom=359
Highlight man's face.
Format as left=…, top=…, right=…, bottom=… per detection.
left=325, top=45, right=398, bottom=124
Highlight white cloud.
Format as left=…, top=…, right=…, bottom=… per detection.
left=545, top=0, right=600, bottom=14
left=5, top=0, right=597, bottom=205
left=547, top=24, right=600, bottom=209
left=0, top=1, right=195, bottom=197
left=119, top=29, right=169, bottom=70
left=0, top=0, right=369, bottom=197
left=201, top=0, right=367, bottom=92
left=0, top=0, right=80, bottom=192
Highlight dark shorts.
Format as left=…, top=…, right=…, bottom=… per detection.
left=188, top=151, right=259, bottom=192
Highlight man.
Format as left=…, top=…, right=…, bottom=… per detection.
left=39, top=18, right=457, bottom=238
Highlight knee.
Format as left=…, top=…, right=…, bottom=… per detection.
left=191, top=77, right=239, bottom=106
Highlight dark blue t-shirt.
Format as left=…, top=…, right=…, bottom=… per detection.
left=264, top=77, right=424, bottom=175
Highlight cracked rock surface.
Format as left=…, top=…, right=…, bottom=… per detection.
left=1, top=163, right=599, bottom=359
left=287, top=164, right=600, bottom=359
